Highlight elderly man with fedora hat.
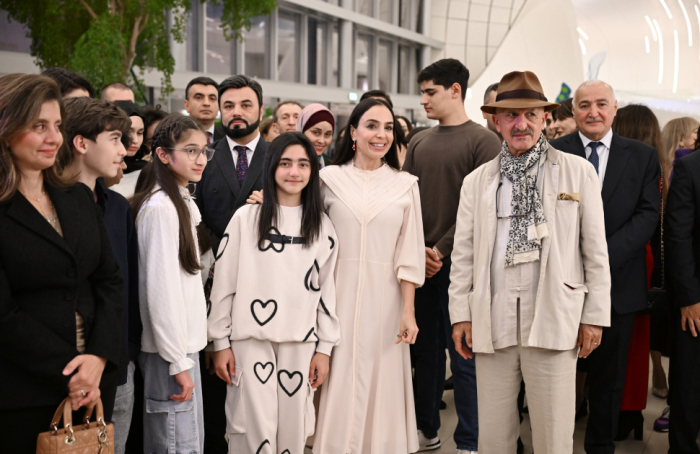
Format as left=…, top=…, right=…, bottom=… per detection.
left=448, top=71, right=612, bottom=453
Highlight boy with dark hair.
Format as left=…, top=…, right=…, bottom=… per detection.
left=62, top=97, right=142, bottom=454
left=185, top=76, right=223, bottom=143
left=403, top=58, right=500, bottom=454
left=41, top=67, right=95, bottom=98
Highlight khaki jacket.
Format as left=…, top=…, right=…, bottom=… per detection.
left=448, top=145, right=611, bottom=354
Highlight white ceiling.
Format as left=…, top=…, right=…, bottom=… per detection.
left=572, top=0, right=700, bottom=111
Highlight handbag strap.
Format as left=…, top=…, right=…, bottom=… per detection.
left=50, top=397, right=106, bottom=431
left=658, top=163, right=665, bottom=288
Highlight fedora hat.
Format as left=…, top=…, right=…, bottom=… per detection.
left=481, top=71, right=559, bottom=114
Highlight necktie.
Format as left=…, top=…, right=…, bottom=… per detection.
left=588, top=141, right=601, bottom=174
left=235, top=145, right=248, bottom=187
left=207, top=131, right=213, bottom=145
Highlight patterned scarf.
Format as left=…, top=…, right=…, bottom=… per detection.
left=500, top=133, right=549, bottom=267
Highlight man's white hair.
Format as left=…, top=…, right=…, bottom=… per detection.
left=573, top=80, right=616, bottom=105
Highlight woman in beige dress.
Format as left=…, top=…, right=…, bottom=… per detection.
left=313, top=98, right=425, bottom=453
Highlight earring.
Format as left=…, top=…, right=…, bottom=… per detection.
left=352, top=141, right=356, bottom=151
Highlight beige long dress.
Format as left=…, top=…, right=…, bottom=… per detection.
left=313, top=162, right=425, bottom=454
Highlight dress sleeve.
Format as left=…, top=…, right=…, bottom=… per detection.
left=139, top=203, right=194, bottom=375
left=315, top=217, right=341, bottom=356
left=393, top=182, right=426, bottom=287
left=207, top=211, right=243, bottom=352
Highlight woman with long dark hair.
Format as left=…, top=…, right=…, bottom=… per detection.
left=314, top=98, right=424, bottom=453
left=0, top=73, right=124, bottom=452
left=610, top=104, right=664, bottom=439
left=131, top=113, right=213, bottom=453
left=208, top=131, right=339, bottom=453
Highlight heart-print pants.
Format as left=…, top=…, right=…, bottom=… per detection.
left=225, top=338, right=316, bottom=454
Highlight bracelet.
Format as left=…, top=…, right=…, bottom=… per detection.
left=431, top=247, right=441, bottom=262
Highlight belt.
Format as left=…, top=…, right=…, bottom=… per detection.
left=266, top=234, right=306, bottom=245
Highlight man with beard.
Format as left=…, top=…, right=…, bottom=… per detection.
left=196, top=74, right=269, bottom=255
left=194, top=75, right=270, bottom=454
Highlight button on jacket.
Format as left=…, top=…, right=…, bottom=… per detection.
left=449, top=145, right=612, bottom=353
left=0, top=183, right=124, bottom=409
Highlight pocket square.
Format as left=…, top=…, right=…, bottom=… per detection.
left=558, top=192, right=580, bottom=202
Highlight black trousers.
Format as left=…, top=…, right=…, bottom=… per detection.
left=669, top=310, right=700, bottom=454
left=583, top=309, right=636, bottom=454
left=200, top=350, right=229, bottom=453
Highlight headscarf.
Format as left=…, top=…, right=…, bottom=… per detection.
left=499, top=132, right=549, bottom=267
left=296, top=104, right=335, bottom=167
left=296, top=104, right=335, bottom=134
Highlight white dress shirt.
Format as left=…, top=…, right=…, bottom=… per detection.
left=226, top=132, right=260, bottom=168
left=580, top=129, right=612, bottom=189
left=490, top=153, right=546, bottom=350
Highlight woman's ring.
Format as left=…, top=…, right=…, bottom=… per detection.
left=80, top=389, right=87, bottom=397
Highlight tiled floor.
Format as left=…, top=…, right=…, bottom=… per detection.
left=434, top=357, right=674, bottom=454
left=306, top=357, right=693, bottom=453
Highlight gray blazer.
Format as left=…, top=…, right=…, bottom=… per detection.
left=195, top=136, right=269, bottom=254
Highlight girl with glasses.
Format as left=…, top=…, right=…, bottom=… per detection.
left=130, top=113, right=214, bottom=453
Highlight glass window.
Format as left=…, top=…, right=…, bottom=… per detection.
left=278, top=11, right=300, bottom=82
left=377, top=40, right=392, bottom=92
left=398, top=44, right=413, bottom=94
left=399, top=0, right=420, bottom=31
left=356, top=34, right=372, bottom=91
left=206, top=2, right=234, bottom=74
left=0, top=10, right=31, bottom=53
left=245, top=16, right=268, bottom=79
left=186, top=1, right=200, bottom=71
left=308, top=18, right=326, bottom=85
left=379, top=0, right=393, bottom=23
left=357, top=0, right=374, bottom=16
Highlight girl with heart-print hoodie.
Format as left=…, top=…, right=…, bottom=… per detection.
left=207, top=131, right=340, bottom=454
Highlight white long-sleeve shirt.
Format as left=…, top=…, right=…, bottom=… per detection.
left=208, top=204, right=341, bottom=355
left=137, top=185, right=208, bottom=375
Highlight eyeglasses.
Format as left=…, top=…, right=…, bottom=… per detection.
left=496, top=182, right=534, bottom=220
left=163, top=147, right=216, bottom=161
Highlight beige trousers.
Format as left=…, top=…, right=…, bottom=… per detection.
left=226, top=339, right=317, bottom=454
left=475, top=339, right=578, bottom=453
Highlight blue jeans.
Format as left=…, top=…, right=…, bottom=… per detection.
left=410, top=262, right=478, bottom=451
left=140, top=352, right=204, bottom=454
left=113, top=361, right=135, bottom=454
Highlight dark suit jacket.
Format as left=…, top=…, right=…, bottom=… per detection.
left=213, top=123, right=226, bottom=143
left=666, top=150, right=700, bottom=308
left=195, top=136, right=270, bottom=254
left=0, top=183, right=124, bottom=409
left=96, top=181, right=141, bottom=385
left=551, top=131, right=660, bottom=314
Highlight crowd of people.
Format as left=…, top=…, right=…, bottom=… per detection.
left=0, top=57, right=699, bottom=454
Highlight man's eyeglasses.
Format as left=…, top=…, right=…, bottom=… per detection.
left=163, top=147, right=216, bottom=161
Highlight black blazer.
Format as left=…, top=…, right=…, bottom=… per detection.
left=213, top=123, right=226, bottom=143
left=195, top=136, right=270, bottom=254
left=666, top=150, right=700, bottom=308
left=0, top=183, right=124, bottom=410
left=551, top=131, right=660, bottom=314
